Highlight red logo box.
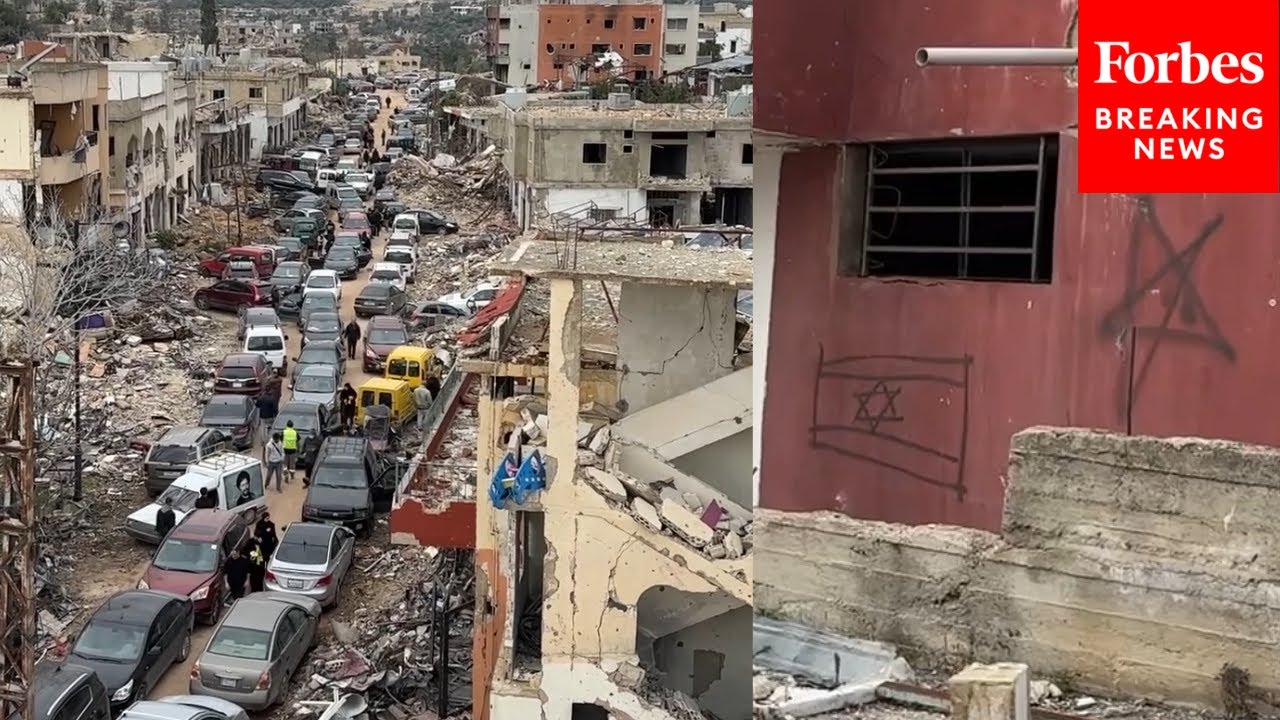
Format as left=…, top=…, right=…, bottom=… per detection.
left=1077, top=0, right=1280, bottom=193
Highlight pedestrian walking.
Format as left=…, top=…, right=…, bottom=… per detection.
left=413, top=383, right=433, bottom=431
left=381, top=129, right=387, bottom=147
left=225, top=549, right=249, bottom=599
left=247, top=538, right=266, bottom=593
left=256, top=511, right=278, bottom=560
left=282, top=421, right=299, bottom=479
left=155, top=497, right=176, bottom=540
left=265, top=433, right=285, bottom=491
left=255, top=392, right=278, bottom=448
left=339, top=383, right=357, bottom=432
left=344, top=319, right=361, bottom=359
left=385, top=96, right=391, bottom=109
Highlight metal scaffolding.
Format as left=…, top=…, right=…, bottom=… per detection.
left=0, top=361, right=36, bottom=720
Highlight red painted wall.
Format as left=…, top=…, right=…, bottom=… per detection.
left=757, top=0, right=1280, bottom=532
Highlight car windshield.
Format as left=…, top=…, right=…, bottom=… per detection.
left=157, top=485, right=200, bottom=510
left=275, top=539, right=329, bottom=565
left=202, top=402, right=245, bottom=424
left=306, top=275, right=337, bottom=289
left=208, top=626, right=271, bottom=661
left=337, top=188, right=359, bottom=198
left=276, top=266, right=302, bottom=278
left=328, top=248, right=356, bottom=260
left=74, top=622, right=146, bottom=662
left=294, top=373, right=335, bottom=393
left=153, top=538, right=219, bottom=573
left=247, top=334, right=284, bottom=352
left=218, top=366, right=255, bottom=379
left=149, top=444, right=196, bottom=464
left=371, top=270, right=399, bottom=282
left=307, top=317, right=341, bottom=332
left=312, top=465, right=366, bottom=489
left=385, top=251, right=412, bottom=264
left=275, top=410, right=318, bottom=433
left=303, top=295, right=337, bottom=310
left=369, top=328, right=407, bottom=344
left=362, top=286, right=391, bottom=299
left=298, top=348, right=337, bottom=365
left=394, top=218, right=415, bottom=229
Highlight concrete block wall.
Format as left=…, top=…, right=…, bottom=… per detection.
left=755, top=426, right=1280, bottom=708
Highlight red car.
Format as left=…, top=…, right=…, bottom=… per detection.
left=362, top=316, right=410, bottom=372
left=214, top=353, right=281, bottom=400
left=198, top=246, right=277, bottom=278
left=195, top=280, right=274, bottom=313
left=138, top=509, right=252, bottom=624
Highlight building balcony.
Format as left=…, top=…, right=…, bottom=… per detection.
left=38, top=136, right=100, bottom=186
left=639, top=173, right=712, bottom=191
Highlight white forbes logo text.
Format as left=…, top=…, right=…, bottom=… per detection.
left=1094, top=41, right=1264, bottom=84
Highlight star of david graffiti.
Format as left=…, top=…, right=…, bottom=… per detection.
left=852, top=380, right=903, bottom=433
left=1097, top=195, right=1235, bottom=420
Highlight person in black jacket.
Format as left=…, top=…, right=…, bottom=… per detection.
left=246, top=538, right=267, bottom=593
left=154, top=497, right=176, bottom=540
left=225, top=549, right=249, bottom=599
left=256, top=512, right=279, bottom=560
left=194, top=488, right=216, bottom=509
left=343, top=320, right=361, bottom=360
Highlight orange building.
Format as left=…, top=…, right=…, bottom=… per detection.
left=536, top=3, right=666, bottom=86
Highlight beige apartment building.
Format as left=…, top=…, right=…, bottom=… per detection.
left=449, top=92, right=753, bottom=230
left=0, top=60, right=110, bottom=230
left=195, top=63, right=308, bottom=154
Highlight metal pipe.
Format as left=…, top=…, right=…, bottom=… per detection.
left=915, top=47, right=1077, bottom=67
left=71, top=222, right=83, bottom=503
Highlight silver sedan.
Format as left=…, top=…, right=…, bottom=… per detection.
left=189, top=592, right=321, bottom=711
left=263, top=522, right=356, bottom=608
left=120, top=695, right=250, bottom=720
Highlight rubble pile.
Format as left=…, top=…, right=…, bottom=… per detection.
left=286, top=547, right=476, bottom=720
left=389, top=147, right=506, bottom=220
left=499, top=395, right=753, bottom=565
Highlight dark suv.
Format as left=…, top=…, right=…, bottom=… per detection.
left=301, top=437, right=395, bottom=536
left=142, top=426, right=228, bottom=495
left=31, top=660, right=110, bottom=720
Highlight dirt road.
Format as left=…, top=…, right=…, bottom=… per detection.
left=145, top=90, right=407, bottom=702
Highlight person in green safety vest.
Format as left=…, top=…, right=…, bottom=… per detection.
left=282, top=421, right=300, bottom=479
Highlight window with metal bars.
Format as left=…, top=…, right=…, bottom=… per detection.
left=858, top=135, right=1058, bottom=283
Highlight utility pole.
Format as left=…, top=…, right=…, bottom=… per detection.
left=0, top=361, right=39, bottom=720
left=70, top=222, right=83, bottom=502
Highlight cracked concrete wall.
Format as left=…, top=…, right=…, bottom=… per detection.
left=617, top=283, right=737, bottom=414
left=755, top=426, right=1280, bottom=708
left=652, top=605, right=753, bottom=720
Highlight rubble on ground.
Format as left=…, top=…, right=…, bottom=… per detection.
left=284, top=547, right=476, bottom=720
left=390, top=147, right=504, bottom=220
left=497, top=394, right=752, bottom=567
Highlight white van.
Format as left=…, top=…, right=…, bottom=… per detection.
left=382, top=245, right=416, bottom=283
left=244, top=324, right=288, bottom=375
left=406, top=86, right=422, bottom=101
left=392, top=213, right=420, bottom=239
left=124, top=453, right=267, bottom=544
left=316, top=167, right=343, bottom=191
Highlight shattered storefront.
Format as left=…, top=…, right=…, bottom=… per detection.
left=464, top=239, right=755, bottom=720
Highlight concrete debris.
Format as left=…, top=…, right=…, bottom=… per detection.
left=1028, top=680, right=1062, bottom=706
left=286, top=547, right=475, bottom=719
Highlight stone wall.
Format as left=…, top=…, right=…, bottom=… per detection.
left=756, top=426, right=1280, bottom=707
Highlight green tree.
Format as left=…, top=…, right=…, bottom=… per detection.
left=43, top=0, right=74, bottom=24
left=636, top=81, right=692, bottom=103
left=0, top=2, right=32, bottom=43
left=199, top=0, right=218, bottom=49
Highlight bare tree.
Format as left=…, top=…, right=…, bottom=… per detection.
left=0, top=210, right=165, bottom=467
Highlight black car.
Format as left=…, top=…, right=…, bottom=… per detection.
left=301, top=437, right=396, bottom=536
left=323, top=247, right=359, bottom=280
left=331, top=235, right=372, bottom=267
left=276, top=291, right=304, bottom=321
left=297, top=293, right=339, bottom=329
left=381, top=200, right=407, bottom=219
left=255, top=170, right=312, bottom=194
left=272, top=401, right=339, bottom=468
left=198, top=394, right=258, bottom=450
left=407, top=208, right=458, bottom=235
left=270, top=190, right=316, bottom=211
left=353, top=283, right=408, bottom=318
left=68, top=590, right=195, bottom=709
left=31, top=660, right=110, bottom=720
left=269, top=260, right=310, bottom=294
left=302, top=310, right=343, bottom=347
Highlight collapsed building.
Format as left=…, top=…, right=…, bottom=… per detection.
left=444, top=91, right=753, bottom=231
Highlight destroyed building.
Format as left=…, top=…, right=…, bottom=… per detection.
left=447, top=93, right=753, bottom=231
left=107, top=59, right=199, bottom=244
left=0, top=53, right=110, bottom=226
left=193, top=60, right=310, bottom=154
left=440, top=237, right=755, bottom=720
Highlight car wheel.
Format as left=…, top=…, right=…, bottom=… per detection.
left=178, top=631, right=191, bottom=661
left=436, top=226, right=448, bottom=236
left=195, top=295, right=209, bottom=310
left=207, top=594, right=222, bottom=625
left=237, top=303, right=250, bottom=314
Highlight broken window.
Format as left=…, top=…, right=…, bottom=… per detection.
left=633, top=16, right=646, bottom=29
left=649, top=143, right=688, bottom=178
left=571, top=705, right=608, bottom=720
left=591, top=43, right=610, bottom=54
left=582, top=143, right=607, bottom=164
left=603, top=18, right=615, bottom=29
left=853, top=135, right=1058, bottom=283
left=498, top=17, right=510, bottom=29
left=513, top=511, right=545, bottom=670
left=665, top=43, right=687, bottom=56
left=741, top=143, right=753, bottom=165
left=634, top=43, right=653, bottom=56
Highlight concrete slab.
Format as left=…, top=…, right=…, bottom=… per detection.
left=490, top=240, right=752, bottom=288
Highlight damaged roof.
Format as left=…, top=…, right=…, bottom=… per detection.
left=490, top=240, right=752, bottom=288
